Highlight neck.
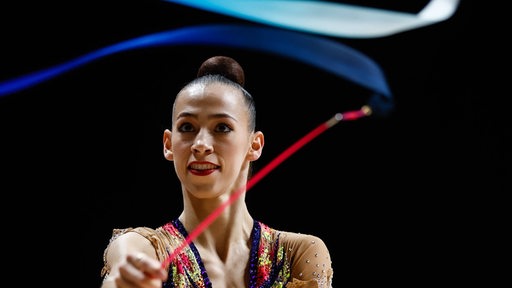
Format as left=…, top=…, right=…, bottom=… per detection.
left=179, top=200, right=253, bottom=261
left=180, top=194, right=253, bottom=240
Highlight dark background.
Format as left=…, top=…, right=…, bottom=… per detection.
left=0, top=1, right=500, bottom=287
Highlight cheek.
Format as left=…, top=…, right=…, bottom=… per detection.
left=220, top=143, right=250, bottom=164
left=172, top=142, right=190, bottom=156
left=172, top=145, right=189, bottom=176
left=171, top=133, right=190, bottom=148
left=170, top=137, right=190, bottom=156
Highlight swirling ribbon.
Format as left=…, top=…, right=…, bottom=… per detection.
left=164, top=0, right=460, bottom=38
left=0, top=0, right=459, bottom=115
left=0, top=24, right=392, bottom=115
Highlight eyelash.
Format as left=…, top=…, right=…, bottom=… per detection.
left=177, top=122, right=233, bottom=133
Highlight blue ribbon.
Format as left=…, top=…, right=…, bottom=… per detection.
left=164, top=0, right=460, bottom=38
left=0, top=24, right=393, bottom=115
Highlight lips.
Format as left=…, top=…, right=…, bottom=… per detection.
left=188, top=163, right=219, bottom=175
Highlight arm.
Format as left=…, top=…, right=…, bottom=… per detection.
left=101, top=231, right=168, bottom=288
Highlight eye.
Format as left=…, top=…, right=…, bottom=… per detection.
left=215, top=123, right=233, bottom=133
left=177, top=122, right=195, bottom=133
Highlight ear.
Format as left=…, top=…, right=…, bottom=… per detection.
left=247, top=131, right=264, bottom=161
left=163, top=129, right=174, bottom=161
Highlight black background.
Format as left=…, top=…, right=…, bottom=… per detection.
left=0, top=1, right=500, bottom=287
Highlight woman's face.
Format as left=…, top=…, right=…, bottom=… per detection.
left=166, top=82, right=262, bottom=200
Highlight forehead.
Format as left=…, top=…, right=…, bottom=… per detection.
left=174, top=82, right=246, bottom=116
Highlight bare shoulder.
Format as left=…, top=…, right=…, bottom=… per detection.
left=278, top=231, right=333, bottom=286
left=105, top=229, right=156, bottom=257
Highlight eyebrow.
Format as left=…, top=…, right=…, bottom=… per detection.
left=176, top=111, right=238, bottom=122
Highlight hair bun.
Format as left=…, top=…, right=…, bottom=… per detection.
left=197, top=56, right=245, bottom=87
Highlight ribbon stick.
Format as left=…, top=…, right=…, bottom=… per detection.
left=161, top=107, right=371, bottom=268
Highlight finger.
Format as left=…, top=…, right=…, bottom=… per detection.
left=128, top=253, right=168, bottom=280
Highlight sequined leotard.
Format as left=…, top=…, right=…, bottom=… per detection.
left=102, top=219, right=333, bottom=287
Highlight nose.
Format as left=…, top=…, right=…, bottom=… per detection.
left=191, top=131, right=213, bottom=155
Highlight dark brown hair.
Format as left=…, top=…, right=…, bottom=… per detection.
left=180, top=56, right=256, bottom=131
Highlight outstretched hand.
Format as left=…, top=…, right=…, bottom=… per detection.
left=103, top=253, right=168, bottom=288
